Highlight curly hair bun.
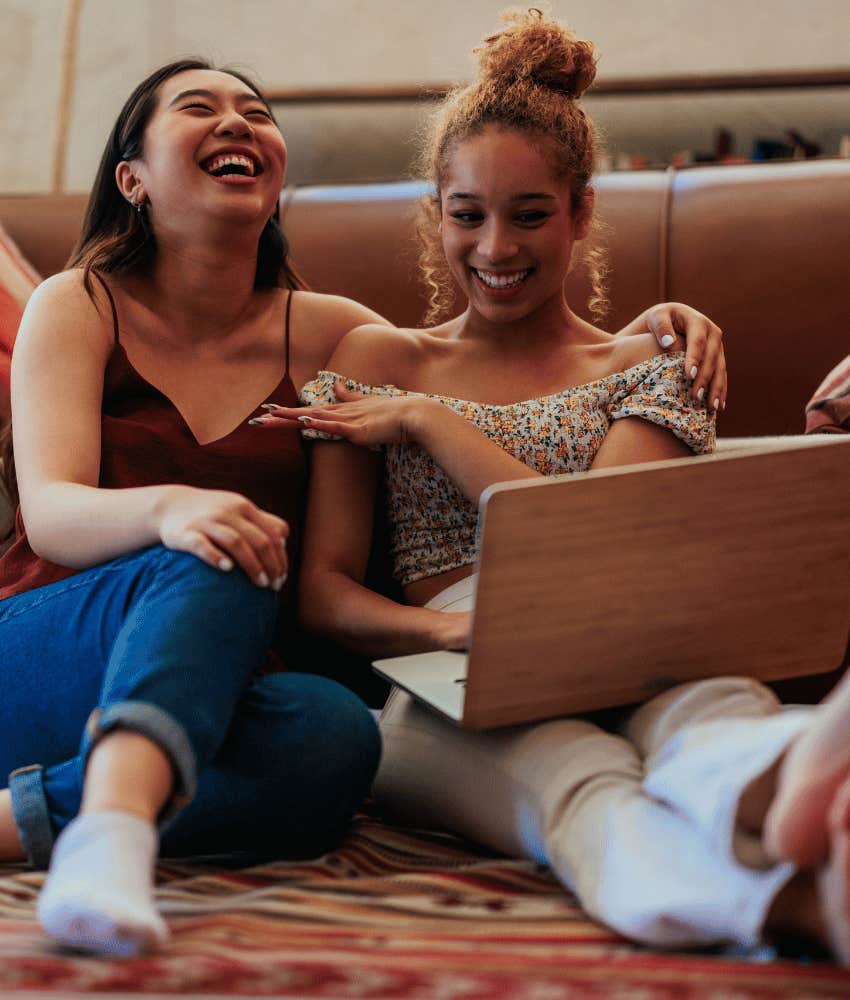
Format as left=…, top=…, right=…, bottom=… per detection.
left=475, top=7, right=597, bottom=100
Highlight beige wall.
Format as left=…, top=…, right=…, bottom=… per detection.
left=1, top=0, right=848, bottom=191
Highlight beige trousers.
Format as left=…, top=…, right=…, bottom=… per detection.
left=375, top=575, right=810, bottom=948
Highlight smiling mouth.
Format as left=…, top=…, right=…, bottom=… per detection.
left=201, top=153, right=261, bottom=178
left=472, top=267, right=532, bottom=290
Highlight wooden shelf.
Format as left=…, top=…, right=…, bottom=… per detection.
left=267, top=69, right=850, bottom=104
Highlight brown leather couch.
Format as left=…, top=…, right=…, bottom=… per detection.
left=1, top=158, right=849, bottom=438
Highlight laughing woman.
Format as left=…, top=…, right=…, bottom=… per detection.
left=0, top=60, right=386, bottom=956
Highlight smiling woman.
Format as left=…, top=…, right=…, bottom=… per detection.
left=253, top=6, right=850, bottom=962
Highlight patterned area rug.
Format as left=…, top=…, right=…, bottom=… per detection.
left=1, top=816, right=849, bottom=999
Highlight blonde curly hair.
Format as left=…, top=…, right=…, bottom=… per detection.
left=416, top=7, right=608, bottom=325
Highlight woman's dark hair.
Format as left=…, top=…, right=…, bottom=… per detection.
left=1, top=58, right=305, bottom=518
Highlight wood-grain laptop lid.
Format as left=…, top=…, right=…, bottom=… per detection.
left=375, top=436, right=850, bottom=729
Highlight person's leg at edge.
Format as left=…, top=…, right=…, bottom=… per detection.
left=1, top=545, right=278, bottom=955
left=623, top=676, right=847, bottom=958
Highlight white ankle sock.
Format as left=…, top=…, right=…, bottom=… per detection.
left=37, top=810, right=169, bottom=956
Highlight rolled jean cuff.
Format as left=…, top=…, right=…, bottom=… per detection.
left=84, top=700, right=198, bottom=827
left=9, top=764, right=54, bottom=869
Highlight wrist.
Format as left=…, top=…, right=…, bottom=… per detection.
left=150, top=483, right=184, bottom=536
left=401, top=398, right=441, bottom=446
left=402, top=397, right=446, bottom=447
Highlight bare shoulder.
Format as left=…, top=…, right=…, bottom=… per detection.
left=325, top=323, right=427, bottom=387
left=294, top=291, right=391, bottom=349
left=16, top=269, right=115, bottom=360
left=610, top=331, right=664, bottom=372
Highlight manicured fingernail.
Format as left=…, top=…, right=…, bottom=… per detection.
left=697, top=387, right=705, bottom=401
left=690, top=366, right=698, bottom=380
left=218, top=557, right=233, bottom=571
left=261, top=402, right=281, bottom=410
left=722, top=399, right=727, bottom=411
left=660, top=334, right=675, bottom=348
left=713, top=397, right=720, bottom=411
left=257, top=572, right=270, bottom=588
left=273, top=574, right=287, bottom=591
left=297, top=415, right=313, bottom=423
left=248, top=418, right=264, bottom=425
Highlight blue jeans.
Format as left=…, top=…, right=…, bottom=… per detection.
left=0, top=545, right=380, bottom=867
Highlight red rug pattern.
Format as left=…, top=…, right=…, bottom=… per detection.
left=1, top=817, right=849, bottom=998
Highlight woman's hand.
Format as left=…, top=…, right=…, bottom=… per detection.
left=157, top=486, right=289, bottom=589
left=432, top=610, right=473, bottom=651
left=641, top=303, right=727, bottom=411
left=252, top=382, right=439, bottom=449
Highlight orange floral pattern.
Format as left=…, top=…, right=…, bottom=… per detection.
left=301, top=353, right=715, bottom=585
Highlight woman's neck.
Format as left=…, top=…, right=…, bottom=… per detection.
left=142, top=239, right=262, bottom=343
left=453, top=292, right=598, bottom=356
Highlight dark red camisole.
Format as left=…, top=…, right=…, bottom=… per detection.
left=0, top=279, right=306, bottom=623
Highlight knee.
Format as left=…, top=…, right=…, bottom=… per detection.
left=625, top=676, right=780, bottom=755
left=143, top=545, right=278, bottom=629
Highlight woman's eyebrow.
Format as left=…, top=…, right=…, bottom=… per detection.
left=446, top=191, right=557, bottom=202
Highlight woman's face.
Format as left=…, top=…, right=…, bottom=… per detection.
left=121, top=68, right=287, bottom=235
left=439, top=126, right=591, bottom=324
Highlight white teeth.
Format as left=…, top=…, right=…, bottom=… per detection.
left=474, top=269, right=530, bottom=289
left=205, top=153, right=256, bottom=176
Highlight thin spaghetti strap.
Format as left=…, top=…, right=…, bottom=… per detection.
left=91, top=271, right=120, bottom=343
left=284, top=289, right=293, bottom=378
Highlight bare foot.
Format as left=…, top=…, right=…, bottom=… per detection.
left=816, top=777, right=850, bottom=964
left=764, top=677, right=850, bottom=867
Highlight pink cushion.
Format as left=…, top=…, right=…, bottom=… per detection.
left=806, top=354, right=850, bottom=434
left=0, top=218, right=42, bottom=399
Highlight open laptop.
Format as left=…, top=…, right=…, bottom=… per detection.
left=374, top=435, right=850, bottom=729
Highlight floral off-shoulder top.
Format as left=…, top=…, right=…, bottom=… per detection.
left=300, top=353, right=716, bottom=586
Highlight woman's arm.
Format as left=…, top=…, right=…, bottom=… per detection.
left=298, top=439, right=468, bottom=655
left=261, top=324, right=547, bottom=505
left=12, top=273, right=288, bottom=585
left=589, top=415, right=691, bottom=469
left=617, top=302, right=726, bottom=411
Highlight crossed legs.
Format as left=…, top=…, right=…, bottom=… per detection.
left=0, top=546, right=380, bottom=955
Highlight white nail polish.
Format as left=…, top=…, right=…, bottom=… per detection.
left=297, top=415, right=313, bottom=423
left=690, top=366, right=698, bottom=380
left=697, top=387, right=705, bottom=401
left=218, top=557, right=233, bottom=571
left=713, top=397, right=720, bottom=411
left=257, top=572, right=269, bottom=588
left=273, top=574, right=287, bottom=591
left=660, top=334, right=675, bottom=348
